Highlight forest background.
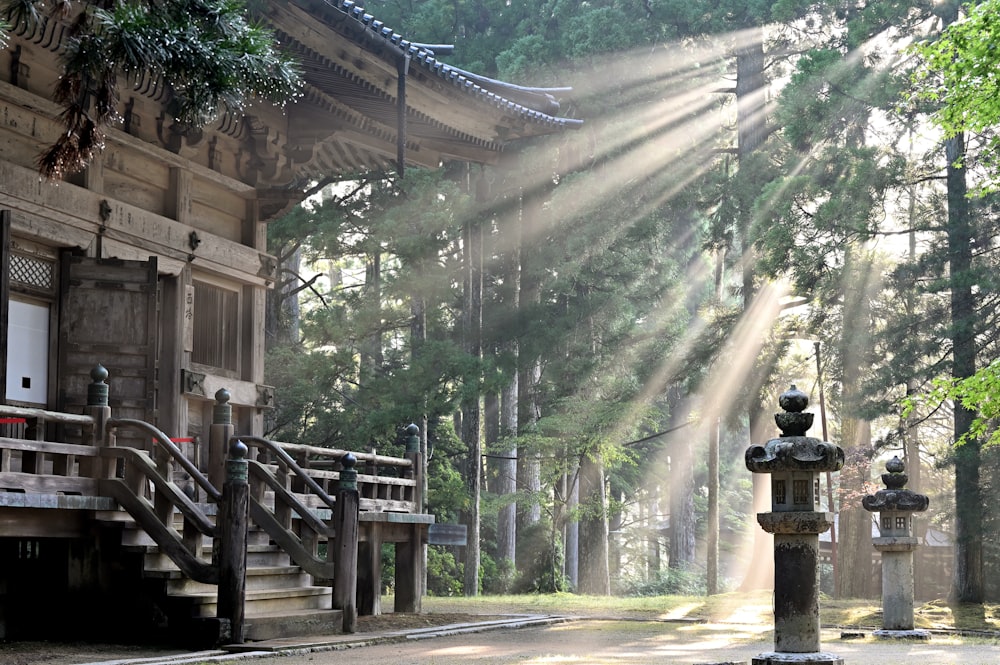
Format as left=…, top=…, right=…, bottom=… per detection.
left=261, top=0, right=1000, bottom=605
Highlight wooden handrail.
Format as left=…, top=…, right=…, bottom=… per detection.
left=238, top=435, right=337, bottom=511
left=108, top=418, right=221, bottom=502
left=257, top=438, right=412, bottom=469
left=247, top=459, right=333, bottom=536
left=0, top=404, right=95, bottom=427
left=102, top=478, right=218, bottom=584
left=101, top=447, right=218, bottom=536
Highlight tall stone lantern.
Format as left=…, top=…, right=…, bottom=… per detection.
left=862, top=456, right=930, bottom=640
left=745, top=385, right=845, bottom=665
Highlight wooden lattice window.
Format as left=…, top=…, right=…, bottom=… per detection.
left=191, top=280, right=240, bottom=373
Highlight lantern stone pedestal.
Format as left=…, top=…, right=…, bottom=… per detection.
left=745, top=386, right=845, bottom=665
left=862, top=456, right=930, bottom=641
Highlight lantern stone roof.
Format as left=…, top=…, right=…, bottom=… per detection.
left=257, top=0, right=581, bottom=180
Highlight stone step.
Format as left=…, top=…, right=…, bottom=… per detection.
left=134, top=543, right=292, bottom=571
left=182, top=584, right=333, bottom=618
left=144, top=565, right=314, bottom=594
left=120, top=526, right=271, bottom=548
left=242, top=608, right=344, bottom=642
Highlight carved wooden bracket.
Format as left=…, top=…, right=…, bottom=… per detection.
left=182, top=369, right=207, bottom=396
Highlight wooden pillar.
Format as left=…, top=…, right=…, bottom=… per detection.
left=395, top=424, right=423, bottom=613
left=333, top=453, right=360, bottom=633
left=209, top=389, right=234, bottom=493
left=357, top=522, right=382, bottom=616
left=217, top=441, right=249, bottom=644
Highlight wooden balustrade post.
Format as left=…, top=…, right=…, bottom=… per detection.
left=333, top=453, right=360, bottom=633
left=217, top=440, right=249, bottom=644
left=84, top=364, right=113, bottom=478
left=395, top=423, right=423, bottom=613
left=209, top=389, right=234, bottom=494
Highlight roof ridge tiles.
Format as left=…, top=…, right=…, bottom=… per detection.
left=315, top=0, right=580, bottom=129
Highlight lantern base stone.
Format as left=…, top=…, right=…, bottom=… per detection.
left=751, top=652, right=843, bottom=664
left=872, top=629, right=930, bottom=641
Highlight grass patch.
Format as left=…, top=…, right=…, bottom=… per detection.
left=421, top=592, right=1000, bottom=632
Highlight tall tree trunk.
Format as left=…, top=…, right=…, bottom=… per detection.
left=461, top=198, right=485, bottom=596
left=706, top=414, right=720, bottom=594
left=517, top=185, right=544, bottom=536
left=359, top=250, right=382, bottom=408
left=668, top=396, right=696, bottom=568
left=835, top=249, right=876, bottom=599
left=497, top=374, right=518, bottom=566
left=577, top=448, right=610, bottom=594
left=484, top=390, right=500, bottom=493
left=946, top=129, right=982, bottom=603
left=518, top=359, right=543, bottom=530
left=706, top=247, right=725, bottom=594
left=835, top=422, right=874, bottom=599
left=647, top=485, right=661, bottom=580
left=496, top=192, right=521, bottom=568
left=564, top=461, right=580, bottom=589
left=904, top=167, right=923, bottom=494
left=609, top=484, right=624, bottom=592
left=735, top=26, right=774, bottom=592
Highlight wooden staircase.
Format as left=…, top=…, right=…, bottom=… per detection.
left=0, top=386, right=429, bottom=646
left=117, top=514, right=342, bottom=642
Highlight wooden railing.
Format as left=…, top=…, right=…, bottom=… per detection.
left=231, top=434, right=419, bottom=587
left=103, top=418, right=220, bottom=583
left=0, top=366, right=428, bottom=638
left=242, top=436, right=419, bottom=513
left=0, top=404, right=99, bottom=494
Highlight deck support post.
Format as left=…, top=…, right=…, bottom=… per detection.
left=395, top=423, right=424, bottom=613
left=218, top=440, right=249, bottom=644
left=333, top=453, right=360, bottom=633
left=358, top=522, right=383, bottom=616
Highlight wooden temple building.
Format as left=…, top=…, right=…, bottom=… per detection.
left=0, top=0, right=578, bottom=645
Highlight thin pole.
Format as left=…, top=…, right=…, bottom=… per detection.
left=816, top=340, right=837, bottom=592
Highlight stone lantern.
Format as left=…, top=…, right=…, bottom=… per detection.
left=745, top=385, right=845, bottom=665
left=862, top=456, right=930, bottom=640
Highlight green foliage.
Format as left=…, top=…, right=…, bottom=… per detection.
left=2, top=0, right=302, bottom=178
left=481, top=553, right=516, bottom=595
left=617, top=564, right=708, bottom=597
left=427, top=419, right=469, bottom=522
left=426, top=546, right=464, bottom=596
left=913, top=0, right=1000, bottom=190
left=512, top=520, right=569, bottom=593
left=903, top=359, right=1000, bottom=448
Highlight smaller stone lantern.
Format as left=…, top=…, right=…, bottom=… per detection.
left=862, top=456, right=930, bottom=640
left=745, top=385, right=845, bottom=665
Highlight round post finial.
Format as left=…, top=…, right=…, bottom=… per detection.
left=405, top=423, right=420, bottom=453
left=225, top=440, right=249, bottom=484
left=339, top=452, right=358, bottom=490
left=229, top=440, right=248, bottom=460
left=88, top=364, right=110, bottom=407
left=214, top=388, right=232, bottom=426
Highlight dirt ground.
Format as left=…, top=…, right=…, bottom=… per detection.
left=4, top=607, right=1000, bottom=665
left=209, top=620, right=1000, bottom=665
left=0, top=613, right=502, bottom=665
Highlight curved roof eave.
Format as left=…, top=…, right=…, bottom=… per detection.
left=292, top=0, right=583, bottom=133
